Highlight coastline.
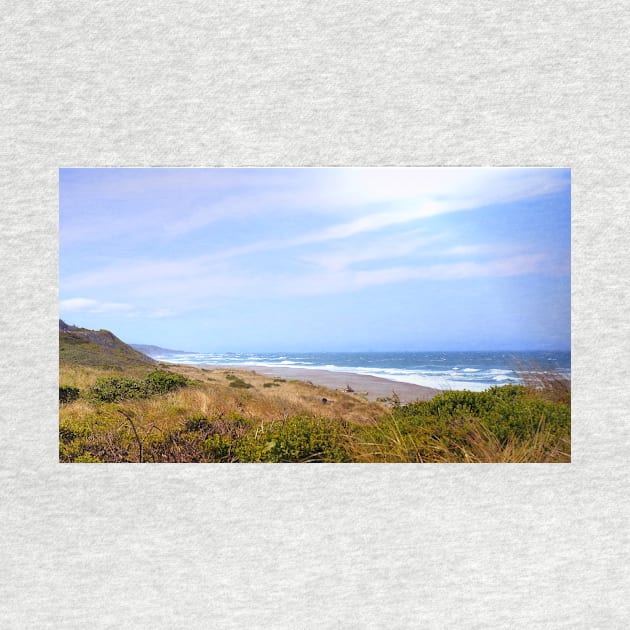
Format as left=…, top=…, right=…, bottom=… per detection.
left=197, top=363, right=441, bottom=403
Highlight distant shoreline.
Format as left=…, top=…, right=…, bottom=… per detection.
left=193, top=363, right=441, bottom=403
left=148, top=350, right=570, bottom=393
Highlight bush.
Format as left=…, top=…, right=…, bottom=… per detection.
left=59, top=385, right=80, bottom=404
left=85, top=376, right=147, bottom=403
left=202, top=434, right=234, bottom=461
left=74, top=453, right=103, bottom=463
left=183, top=414, right=212, bottom=432
left=228, top=377, right=253, bottom=389
left=59, top=421, right=89, bottom=443
left=389, top=384, right=570, bottom=448
left=144, top=370, right=189, bottom=395
left=235, top=416, right=350, bottom=462
left=85, top=370, right=189, bottom=403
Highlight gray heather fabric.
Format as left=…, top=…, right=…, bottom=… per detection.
left=1, top=2, right=628, bottom=628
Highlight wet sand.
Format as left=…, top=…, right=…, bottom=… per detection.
left=201, top=364, right=441, bottom=403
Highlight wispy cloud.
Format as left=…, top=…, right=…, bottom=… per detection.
left=299, top=231, right=443, bottom=272
left=60, top=297, right=134, bottom=314
left=60, top=297, right=175, bottom=319
left=261, top=253, right=549, bottom=297
left=59, top=168, right=570, bottom=350
left=63, top=251, right=548, bottom=309
left=61, top=167, right=569, bottom=245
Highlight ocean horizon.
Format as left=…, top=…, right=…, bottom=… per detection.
left=145, top=350, right=571, bottom=392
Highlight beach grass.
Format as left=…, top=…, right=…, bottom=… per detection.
left=59, top=363, right=570, bottom=463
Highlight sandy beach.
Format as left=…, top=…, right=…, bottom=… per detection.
left=201, top=364, right=441, bottom=403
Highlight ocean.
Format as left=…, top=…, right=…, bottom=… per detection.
left=148, top=350, right=571, bottom=392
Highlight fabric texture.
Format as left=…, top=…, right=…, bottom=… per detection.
left=1, top=2, right=628, bottom=627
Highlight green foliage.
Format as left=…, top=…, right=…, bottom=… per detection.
left=85, top=370, right=189, bottom=403
left=144, top=370, right=189, bottom=394
left=235, top=416, right=350, bottom=462
left=183, top=414, right=212, bottom=432
left=224, top=373, right=253, bottom=388
left=85, top=376, right=147, bottom=403
left=228, top=377, right=253, bottom=389
left=263, top=382, right=280, bottom=388
left=59, top=420, right=90, bottom=443
left=73, top=453, right=103, bottom=463
left=202, top=434, right=234, bottom=461
left=59, top=385, right=80, bottom=404
left=376, top=384, right=570, bottom=458
left=402, top=384, right=525, bottom=419
left=59, top=434, right=105, bottom=462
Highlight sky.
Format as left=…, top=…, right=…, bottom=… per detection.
left=59, top=167, right=571, bottom=352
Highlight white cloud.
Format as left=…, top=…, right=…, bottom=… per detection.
left=60, top=297, right=182, bottom=320
left=273, top=254, right=548, bottom=297
left=60, top=297, right=134, bottom=314
left=300, top=231, right=443, bottom=272
left=332, top=167, right=567, bottom=207
left=62, top=167, right=569, bottom=246
left=145, top=308, right=176, bottom=318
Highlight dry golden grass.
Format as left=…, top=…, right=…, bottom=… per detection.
left=343, top=416, right=426, bottom=463
left=344, top=415, right=571, bottom=464
left=516, top=362, right=571, bottom=405
left=59, top=363, right=152, bottom=389
left=449, top=422, right=570, bottom=463
left=59, top=364, right=386, bottom=432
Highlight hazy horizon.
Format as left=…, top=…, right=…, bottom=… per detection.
left=60, top=167, right=570, bottom=353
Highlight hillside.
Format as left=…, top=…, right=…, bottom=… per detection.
left=59, top=320, right=156, bottom=368
left=130, top=343, right=191, bottom=357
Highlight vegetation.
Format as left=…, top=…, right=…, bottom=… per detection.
left=347, top=384, right=570, bottom=463
left=59, top=319, right=155, bottom=369
left=225, top=374, right=253, bottom=389
left=59, top=363, right=570, bottom=464
left=83, top=370, right=189, bottom=403
left=59, top=385, right=80, bottom=404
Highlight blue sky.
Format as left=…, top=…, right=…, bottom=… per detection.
left=59, top=167, right=570, bottom=351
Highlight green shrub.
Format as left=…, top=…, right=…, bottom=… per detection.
left=144, top=370, right=189, bottom=395
left=228, top=377, right=253, bottom=389
left=59, top=436, right=97, bottom=462
left=202, top=434, right=234, bottom=461
left=59, top=385, right=80, bottom=404
left=390, top=384, right=570, bottom=447
left=263, top=382, right=280, bottom=388
left=85, top=376, right=147, bottom=403
left=183, top=414, right=212, bottom=432
left=85, top=370, right=189, bottom=403
left=235, top=416, right=350, bottom=462
left=59, top=420, right=91, bottom=443
left=73, top=453, right=103, bottom=463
